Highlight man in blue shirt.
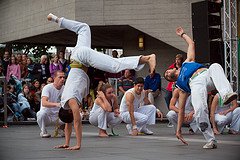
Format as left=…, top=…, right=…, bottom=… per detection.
left=144, top=69, right=161, bottom=105
left=164, top=27, right=237, bottom=149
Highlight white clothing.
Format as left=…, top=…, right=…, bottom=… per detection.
left=189, top=63, right=233, bottom=142
left=59, top=17, right=145, bottom=107
left=166, top=96, right=198, bottom=133
left=89, top=102, right=122, bottom=130
left=120, top=88, right=156, bottom=131
left=214, top=94, right=240, bottom=133
left=37, top=83, right=64, bottom=134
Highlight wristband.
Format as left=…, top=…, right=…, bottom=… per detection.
left=180, top=32, right=186, bottom=37
left=132, top=125, right=137, bottom=130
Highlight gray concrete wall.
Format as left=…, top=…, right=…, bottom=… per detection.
left=0, top=0, right=201, bottom=51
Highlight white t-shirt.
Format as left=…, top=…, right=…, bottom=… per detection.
left=40, top=83, right=64, bottom=113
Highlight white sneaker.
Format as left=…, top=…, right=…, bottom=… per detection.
left=126, top=124, right=132, bottom=135
left=223, top=92, right=237, bottom=105
left=40, top=132, right=51, bottom=138
left=203, top=140, right=217, bottom=149
left=167, top=122, right=174, bottom=128
left=141, top=127, right=153, bottom=135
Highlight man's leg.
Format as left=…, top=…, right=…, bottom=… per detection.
left=166, top=110, right=178, bottom=132
left=208, top=63, right=237, bottom=104
left=230, top=107, right=240, bottom=133
left=36, top=110, right=51, bottom=138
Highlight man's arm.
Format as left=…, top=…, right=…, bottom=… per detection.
left=126, top=92, right=138, bottom=136
left=41, top=96, right=60, bottom=108
left=176, top=27, right=195, bottom=62
left=210, top=94, right=220, bottom=134
left=176, top=90, right=188, bottom=145
left=169, top=89, right=180, bottom=113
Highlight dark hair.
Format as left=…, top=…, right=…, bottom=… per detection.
left=59, top=107, right=73, bottom=123
left=163, top=68, right=176, bottom=82
left=134, top=77, right=144, bottom=84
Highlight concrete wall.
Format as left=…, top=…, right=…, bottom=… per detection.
left=0, top=0, right=201, bottom=51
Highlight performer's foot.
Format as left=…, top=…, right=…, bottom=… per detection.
left=54, top=144, right=69, bottom=149
left=47, top=13, right=59, bottom=23
left=148, top=54, right=156, bottom=74
left=99, top=129, right=109, bottom=137
left=65, top=145, right=81, bottom=150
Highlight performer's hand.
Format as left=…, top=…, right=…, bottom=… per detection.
left=113, top=108, right=120, bottom=117
left=131, top=129, right=138, bottom=136
left=176, top=131, right=188, bottom=145
left=176, top=27, right=184, bottom=36
left=213, top=128, right=221, bottom=135
left=156, top=109, right=163, bottom=121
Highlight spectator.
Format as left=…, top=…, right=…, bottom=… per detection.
left=33, top=55, right=50, bottom=84
left=46, top=77, right=54, bottom=84
left=49, top=54, right=63, bottom=78
left=2, top=51, right=10, bottom=76
left=82, top=94, right=93, bottom=120
left=117, top=69, right=134, bottom=102
left=144, top=69, right=161, bottom=105
left=36, top=70, right=65, bottom=138
left=6, top=55, right=21, bottom=82
left=33, top=83, right=46, bottom=112
left=20, top=55, right=28, bottom=80
left=89, top=82, right=122, bottom=137
left=58, top=51, right=68, bottom=72
left=25, top=57, right=35, bottom=82
left=18, top=84, right=36, bottom=121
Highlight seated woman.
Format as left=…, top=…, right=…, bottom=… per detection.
left=89, top=82, right=122, bottom=137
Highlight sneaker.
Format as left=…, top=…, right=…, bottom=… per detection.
left=223, top=93, right=237, bottom=105
left=167, top=122, right=174, bottom=128
left=203, top=140, right=217, bottom=149
left=126, top=124, right=132, bottom=135
left=40, top=132, right=51, bottom=138
left=141, top=127, right=153, bottom=135
left=47, top=13, right=58, bottom=22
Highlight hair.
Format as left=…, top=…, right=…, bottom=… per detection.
left=175, top=54, right=184, bottom=62
left=134, top=77, right=144, bottom=84
left=97, top=82, right=112, bottom=94
left=163, top=68, right=176, bottom=82
left=53, top=70, right=64, bottom=78
left=58, top=107, right=73, bottom=123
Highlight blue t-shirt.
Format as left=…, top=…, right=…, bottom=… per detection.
left=176, top=62, right=205, bottom=93
left=144, top=73, right=161, bottom=92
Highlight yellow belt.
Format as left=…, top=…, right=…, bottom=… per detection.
left=70, top=60, right=88, bottom=73
left=190, top=69, right=207, bottom=80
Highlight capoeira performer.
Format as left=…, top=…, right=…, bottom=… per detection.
left=36, top=70, right=65, bottom=138
left=120, top=77, right=163, bottom=136
left=210, top=93, right=240, bottom=135
left=89, top=82, right=122, bottom=137
left=166, top=88, right=198, bottom=134
left=164, top=27, right=237, bottom=149
left=47, top=13, right=156, bottom=150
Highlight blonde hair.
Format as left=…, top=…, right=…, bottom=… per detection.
left=97, top=81, right=112, bottom=94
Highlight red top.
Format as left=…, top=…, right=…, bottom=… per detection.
left=166, top=63, right=175, bottom=91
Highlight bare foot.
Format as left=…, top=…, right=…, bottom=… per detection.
left=99, top=129, right=109, bottom=137
left=148, top=54, right=156, bottom=74
left=54, top=144, right=69, bottom=149
left=65, top=145, right=81, bottom=150
left=176, top=132, right=188, bottom=145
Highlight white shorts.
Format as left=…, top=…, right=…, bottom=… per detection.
left=60, top=68, right=89, bottom=109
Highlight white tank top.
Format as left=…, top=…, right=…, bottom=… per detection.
left=120, top=88, right=145, bottom=112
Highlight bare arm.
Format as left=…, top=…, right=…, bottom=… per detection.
left=176, top=27, right=195, bottom=62
left=176, top=90, right=188, bottom=145
left=210, top=94, right=220, bottom=134
left=126, top=92, right=138, bottom=136
left=41, top=96, right=60, bottom=108
left=169, top=89, right=180, bottom=113
left=143, top=90, right=151, bottom=105
left=95, top=91, right=112, bottom=112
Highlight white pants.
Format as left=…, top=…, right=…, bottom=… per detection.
left=166, top=110, right=198, bottom=133
left=215, top=107, right=240, bottom=133
left=37, top=109, right=64, bottom=134
left=59, top=18, right=145, bottom=73
left=189, top=63, right=233, bottom=142
left=89, top=108, right=122, bottom=130
left=120, top=105, right=156, bottom=131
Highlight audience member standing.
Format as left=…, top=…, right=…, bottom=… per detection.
left=2, top=51, right=10, bottom=76
left=33, top=55, right=50, bottom=84
left=49, top=54, right=63, bottom=78
left=58, top=51, right=68, bottom=72
left=6, top=55, right=21, bottom=82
